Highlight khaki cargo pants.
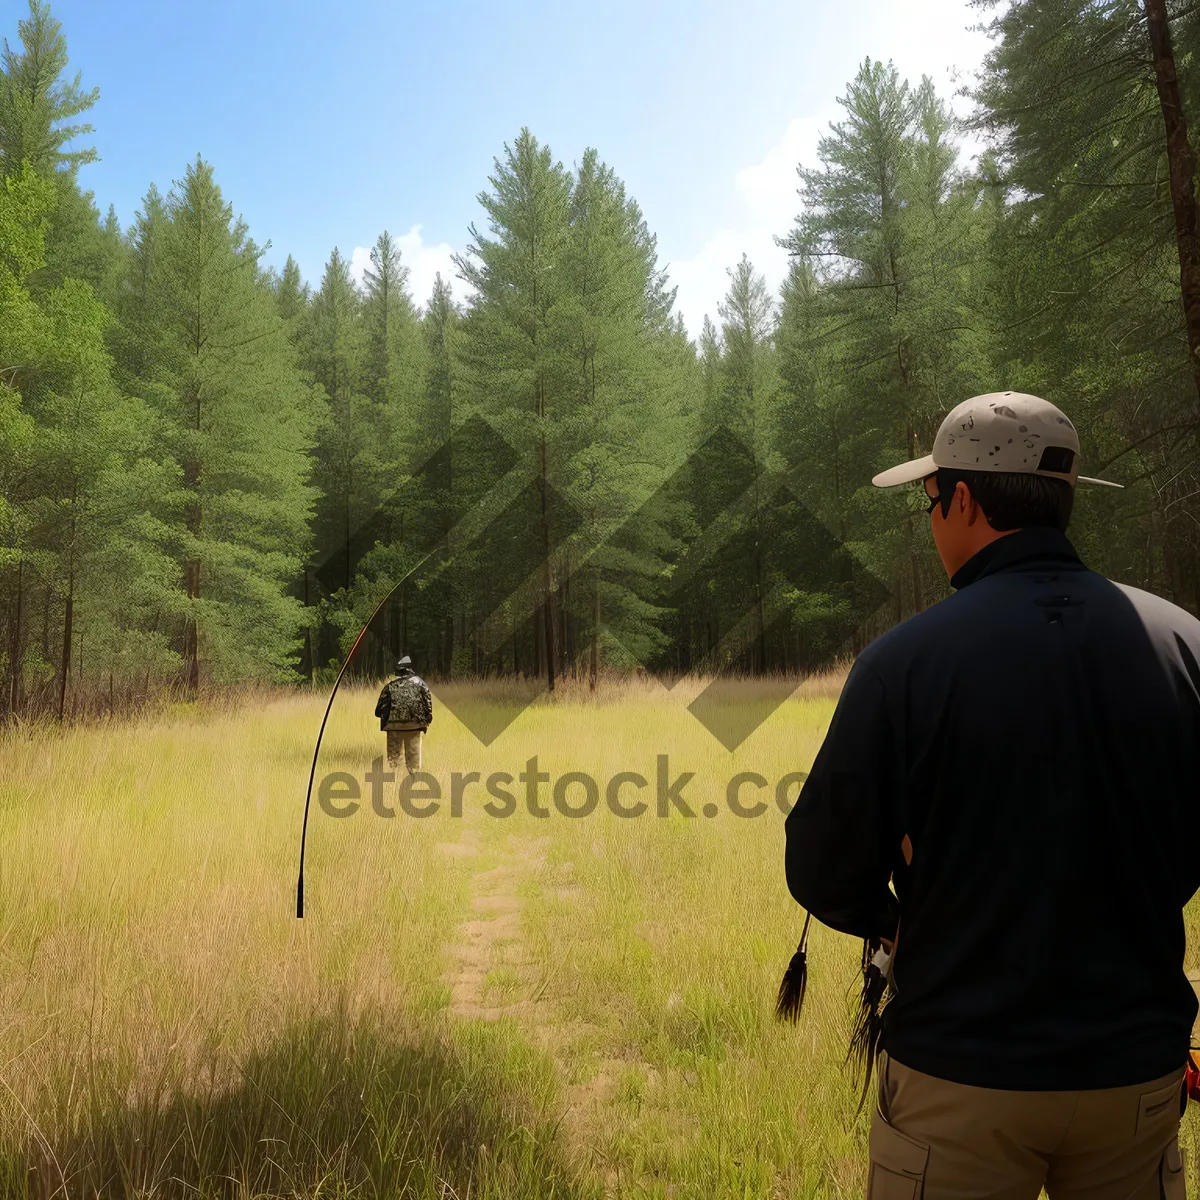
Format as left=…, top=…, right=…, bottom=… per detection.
left=868, top=1050, right=1187, bottom=1199
left=385, top=728, right=423, bottom=774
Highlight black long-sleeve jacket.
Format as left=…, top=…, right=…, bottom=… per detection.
left=784, top=525, right=1200, bottom=1090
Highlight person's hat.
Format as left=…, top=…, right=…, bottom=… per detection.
left=871, top=392, right=1123, bottom=489
left=396, top=655, right=412, bottom=668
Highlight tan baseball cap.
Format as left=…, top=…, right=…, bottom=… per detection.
left=871, top=392, right=1124, bottom=489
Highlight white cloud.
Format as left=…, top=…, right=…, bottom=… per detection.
left=667, top=116, right=828, bottom=343
left=348, top=224, right=471, bottom=313
left=665, top=0, right=1000, bottom=341
left=344, top=0, right=1004, bottom=341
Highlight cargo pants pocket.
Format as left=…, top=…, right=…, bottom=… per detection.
left=867, top=1103, right=929, bottom=1199
left=1137, top=1075, right=1186, bottom=1134
left=1160, top=1136, right=1184, bottom=1200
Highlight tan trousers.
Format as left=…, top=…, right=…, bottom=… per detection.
left=385, top=729, right=422, bottom=774
left=868, top=1050, right=1187, bottom=1199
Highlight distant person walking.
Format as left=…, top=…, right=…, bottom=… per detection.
left=784, top=392, right=1200, bottom=1198
left=375, top=656, right=432, bottom=775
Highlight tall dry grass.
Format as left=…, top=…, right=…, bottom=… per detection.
left=1, top=668, right=1198, bottom=1198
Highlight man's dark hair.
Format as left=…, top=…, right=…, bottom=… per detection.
left=936, top=468, right=1074, bottom=532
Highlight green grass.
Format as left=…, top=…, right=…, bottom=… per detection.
left=1, top=670, right=1199, bottom=1198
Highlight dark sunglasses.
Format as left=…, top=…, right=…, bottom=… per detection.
left=923, top=475, right=943, bottom=514
left=923, top=469, right=965, bottom=515
left=921, top=470, right=950, bottom=513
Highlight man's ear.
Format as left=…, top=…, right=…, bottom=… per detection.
left=960, top=481, right=982, bottom=527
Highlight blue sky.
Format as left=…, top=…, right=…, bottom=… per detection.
left=30, top=0, right=999, bottom=338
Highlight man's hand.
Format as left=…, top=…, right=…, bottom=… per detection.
left=881, top=836, right=913, bottom=955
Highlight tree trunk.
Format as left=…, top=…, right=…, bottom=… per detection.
left=58, top=569, right=74, bottom=722
left=589, top=581, right=599, bottom=691
left=184, top=296, right=203, bottom=695
left=182, top=442, right=201, bottom=695
left=532, top=607, right=541, bottom=679
left=754, top=554, right=767, bottom=674
left=301, top=566, right=314, bottom=685
left=1145, top=0, right=1200, bottom=412
left=442, top=606, right=454, bottom=677
left=560, top=565, right=570, bottom=678
left=401, top=583, right=408, bottom=660
left=539, top=432, right=556, bottom=694
left=184, top=559, right=200, bottom=693
left=7, top=558, right=23, bottom=719
left=344, top=486, right=352, bottom=594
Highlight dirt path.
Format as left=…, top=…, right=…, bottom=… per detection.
left=440, top=830, right=545, bottom=1020
left=438, top=829, right=653, bottom=1192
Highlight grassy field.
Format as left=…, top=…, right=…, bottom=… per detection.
left=2, top=672, right=1200, bottom=1199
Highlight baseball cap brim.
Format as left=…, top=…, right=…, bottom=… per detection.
left=872, top=455, right=937, bottom=488
left=872, top=459, right=1125, bottom=489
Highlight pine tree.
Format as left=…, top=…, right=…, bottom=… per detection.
left=556, top=149, right=690, bottom=679
left=0, top=162, right=52, bottom=714
left=419, top=272, right=459, bottom=672
left=0, top=0, right=97, bottom=177
left=778, top=60, right=994, bottom=622
left=1, top=156, right=174, bottom=718
left=338, top=232, right=431, bottom=675
left=26, top=277, right=151, bottom=717
left=299, top=247, right=372, bottom=645
left=145, top=156, right=320, bottom=689
left=360, top=230, right=425, bottom=544
left=0, top=4, right=117, bottom=308
left=422, top=273, right=457, bottom=454
left=967, top=0, right=1200, bottom=608
left=0, top=161, right=52, bottom=371
left=721, top=255, right=779, bottom=671
left=697, top=315, right=722, bottom=422
left=454, top=128, right=575, bottom=689
left=966, top=0, right=1200, bottom=400
left=110, top=183, right=169, bottom=390
left=272, top=254, right=310, bottom=328
left=361, top=230, right=422, bottom=414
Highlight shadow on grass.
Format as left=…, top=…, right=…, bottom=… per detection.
left=1, top=1014, right=597, bottom=1200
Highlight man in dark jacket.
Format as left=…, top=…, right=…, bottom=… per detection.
left=784, top=392, right=1200, bottom=1198
left=375, top=656, right=433, bottom=775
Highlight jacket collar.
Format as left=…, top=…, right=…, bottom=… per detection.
left=950, top=526, right=1084, bottom=591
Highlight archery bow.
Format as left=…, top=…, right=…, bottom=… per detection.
left=296, top=565, right=431, bottom=918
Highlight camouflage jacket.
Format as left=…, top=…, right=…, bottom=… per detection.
left=375, top=671, right=433, bottom=731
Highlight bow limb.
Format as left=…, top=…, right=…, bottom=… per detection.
left=296, top=577, right=408, bottom=918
